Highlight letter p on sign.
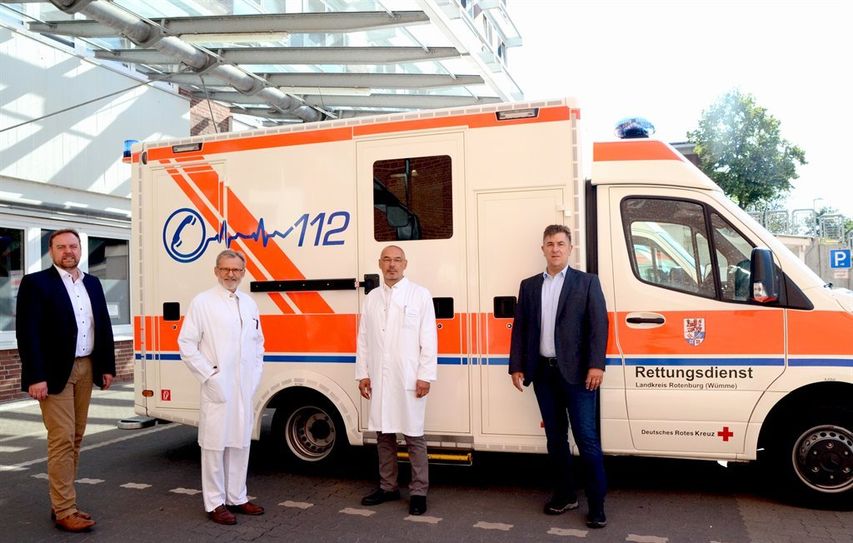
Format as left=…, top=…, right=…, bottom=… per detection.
left=830, top=249, right=851, bottom=269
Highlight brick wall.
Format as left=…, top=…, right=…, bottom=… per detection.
left=0, top=339, right=134, bottom=404
left=0, top=349, right=23, bottom=403
left=189, top=92, right=232, bottom=136
left=114, top=340, right=134, bottom=383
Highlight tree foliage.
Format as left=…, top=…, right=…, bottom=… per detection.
left=688, top=90, right=806, bottom=209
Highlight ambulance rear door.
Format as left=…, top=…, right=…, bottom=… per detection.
left=146, top=159, right=229, bottom=411
left=355, top=132, right=470, bottom=434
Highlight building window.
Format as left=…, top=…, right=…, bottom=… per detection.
left=0, top=228, right=24, bottom=332
left=88, top=237, right=130, bottom=325
left=373, top=155, right=453, bottom=241
left=40, top=229, right=55, bottom=270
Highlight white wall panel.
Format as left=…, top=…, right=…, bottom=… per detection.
left=0, top=25, right=189, bottom=212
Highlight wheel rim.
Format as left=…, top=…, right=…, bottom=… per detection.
left=284, top=405, right=337, bottom=462
left=792, top=424, right=853, bottom=493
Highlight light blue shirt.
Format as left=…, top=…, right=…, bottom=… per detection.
left=540, top=265, right=569, bottom=357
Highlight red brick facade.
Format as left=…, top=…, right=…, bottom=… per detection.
left=189, top=90, right=232, bottom=136
left=0, top=339, right=134, bottom=404
left=0, top=348, right=23, bottom=403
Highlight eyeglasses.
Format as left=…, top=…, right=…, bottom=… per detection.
left=217, top=267, right=245, bottom=274
left=380, top=257, right=404, bottom=264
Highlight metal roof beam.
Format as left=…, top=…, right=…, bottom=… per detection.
left=41, top=0, right=320, bottom=122
left=159, top=72, right=484, bottom=89
left=27, top=11, right=431, bottom=38
left=205, top=91, right=500, bottom=109
left=233, top=107, right=406, bottom=120
left=300, top=93, right=501, bottom=109
left=94, top=46, right=463, bottom=65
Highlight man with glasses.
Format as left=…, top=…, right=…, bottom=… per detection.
left=178, top=249, right=266, bottom=525
left=356, top=245, right=437, bottom=515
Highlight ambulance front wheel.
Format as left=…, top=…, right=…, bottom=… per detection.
left=776, top=409, right=853, bottom=507
left=273, top=396, right=346, bottom=465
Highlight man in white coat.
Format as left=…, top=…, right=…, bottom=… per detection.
left=178, top=250, right=265, bottom=525
left=356, top=245, right=437, bottom=516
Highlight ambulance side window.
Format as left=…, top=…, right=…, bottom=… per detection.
left=621, top=198, right=715, bottom=298
left=373, top=155, right=453, bottom=241
left=710, top=212, right=754, bottom=302
left=622, top=198, right=757, bottom=302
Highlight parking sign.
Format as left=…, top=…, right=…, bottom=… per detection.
left=830, top=249, right=851, bottom=269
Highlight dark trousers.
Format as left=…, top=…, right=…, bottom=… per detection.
left=532, top=362, right=607, bottom=514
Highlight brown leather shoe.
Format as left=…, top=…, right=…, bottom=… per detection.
left=227, top=501, right=264, bottom=515
left=208, top=504, right=237, bottom=525
left=55, top=513, right=96, bottom=532
left=51, top=509, right=92, bottom=521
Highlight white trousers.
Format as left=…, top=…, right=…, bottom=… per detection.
left=201, top=446, right=251, bottom=512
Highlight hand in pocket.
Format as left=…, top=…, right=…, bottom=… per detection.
left=204, top=372, right=228, bottom=403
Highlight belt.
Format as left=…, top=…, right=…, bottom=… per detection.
left=75, top=355, right=92, bottom=360
left=539, top=356, right=559, bottom=367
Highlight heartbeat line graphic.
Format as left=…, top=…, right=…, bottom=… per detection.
left=214, top=218, right=293, bottom=248
left=163, top=208, right=350, bottom=263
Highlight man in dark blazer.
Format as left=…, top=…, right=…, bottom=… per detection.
left=509, top=224, right=609, bottom=529
left=17, top=229, right=116, bottom=533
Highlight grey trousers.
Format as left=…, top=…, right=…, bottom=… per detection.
left=376, top=432, right=429, bottom=496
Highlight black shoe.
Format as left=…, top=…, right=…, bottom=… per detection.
left=544, top=495, right=579, bottom=515
left=586, top=511, right=607, bottom=529
left=409, top=495, right=427, bottom=516
left=361, top=489, right=401, bottom=506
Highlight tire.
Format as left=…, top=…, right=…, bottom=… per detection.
left=272, top=396, right=346, bottom=466
left=771, top=408, right=853, bottom=508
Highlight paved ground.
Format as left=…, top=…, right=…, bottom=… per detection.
left=1, top=384, right=850, bottom=543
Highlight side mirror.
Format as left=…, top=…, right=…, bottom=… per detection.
left=749, top=247, right=779, bottom=303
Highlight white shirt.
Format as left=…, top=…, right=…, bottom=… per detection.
left=540, top=265, right=569, bottom=358
left=54, top=265, right=95, bottom=357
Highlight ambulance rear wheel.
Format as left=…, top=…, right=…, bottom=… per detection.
left=775, top=409, right=853, bottom=507
left=273, top=398, right=345, bottom=465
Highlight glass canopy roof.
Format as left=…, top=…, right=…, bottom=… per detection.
left=3, top=0, right=523, bottom=124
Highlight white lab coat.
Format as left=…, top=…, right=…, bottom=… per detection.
left=355, top=277, right=437, bottom=436
left=178, top=285, right=264, bottom=450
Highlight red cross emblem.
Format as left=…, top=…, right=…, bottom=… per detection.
left=717, top=426, right=733, bottom=441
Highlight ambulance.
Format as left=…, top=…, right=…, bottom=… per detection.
left=131, top=98, right=852, bottom=506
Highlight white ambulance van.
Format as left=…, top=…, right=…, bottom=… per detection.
left=131, top=98, right=852, bottom=506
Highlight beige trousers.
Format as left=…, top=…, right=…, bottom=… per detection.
left=38, top=357, right=93, bottom=520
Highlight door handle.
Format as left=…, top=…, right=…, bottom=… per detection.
left=626, top=316, right=665, bottom=324
left=360, top=273, right=380, bottom=295
left=625, top=312, right=666, bottom=328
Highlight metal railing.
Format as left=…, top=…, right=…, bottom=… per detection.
left=750, top=208, right=852, bottom=246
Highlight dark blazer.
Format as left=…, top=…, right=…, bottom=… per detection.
left=17, top=266, right=116, bottom=394
left=509, top=266, right=608, bottom=386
